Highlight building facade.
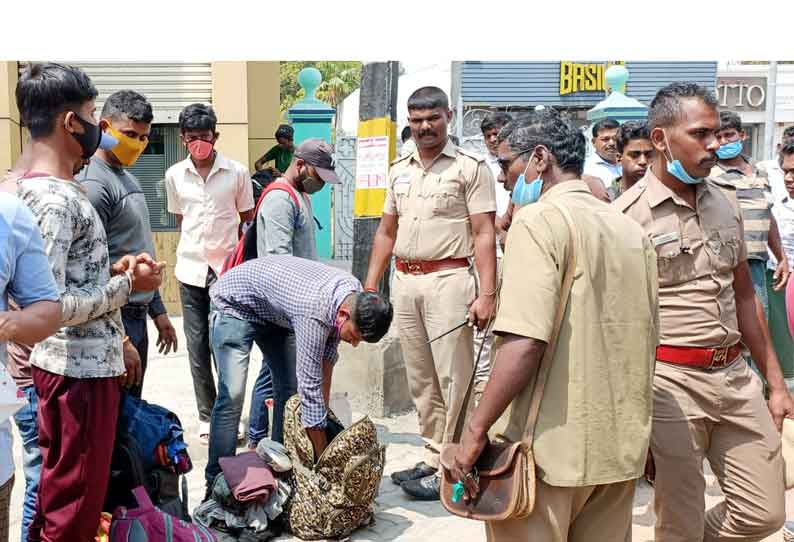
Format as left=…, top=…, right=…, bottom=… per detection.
left=455, top=61, right=719, bottom=155
left=0, top=61, right=281, bottom=313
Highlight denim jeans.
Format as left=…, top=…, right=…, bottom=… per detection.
left=747, top=259, right=769, bottom=381
left=121, top=304, right=150, bottom=399
left=248, top=365, right=273, bottom=447
left=749, top=259, right=770, bottom=317
left=12, top=385, right=41, bottom=542
left=205, top=310, right=297, bottom=486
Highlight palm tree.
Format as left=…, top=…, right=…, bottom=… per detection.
left=279, top=61, right=362, bottom=119
left=316, top=62, right=360, bottom=109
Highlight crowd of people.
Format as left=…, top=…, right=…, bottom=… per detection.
left=1, top=59, right=794, bottom=542
left=377, top=83, right=794, bottom=541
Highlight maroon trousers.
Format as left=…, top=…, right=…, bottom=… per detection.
left=28, top=367, right=121, bottom=542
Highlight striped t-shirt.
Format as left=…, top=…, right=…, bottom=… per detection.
left=711, top=159, right=772, bottom=261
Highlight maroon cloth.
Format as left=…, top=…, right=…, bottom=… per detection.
left=219, top=451, right=276, bottom=503
left=28, top=367, right=121, bottom=542
left=6, top=338, right=33, bottom=389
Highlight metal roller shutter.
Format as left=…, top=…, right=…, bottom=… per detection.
left=18, top=62, right=213, bottom=123
left=462, top=61, right=718, bottom=107
left=128, top=125, right=187, bottom=232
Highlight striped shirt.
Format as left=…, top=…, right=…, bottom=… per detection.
left=711, top=159, right=773, bottom=261
left=210, top=256, right=361, bottom=428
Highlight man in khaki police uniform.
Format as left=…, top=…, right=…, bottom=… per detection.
left=616, top=82, right=793, bottom=542
left=364, top=86, right=497, bottom=501
left=450, top=109, right=658, bottom=541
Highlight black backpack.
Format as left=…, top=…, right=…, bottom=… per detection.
left=251, top=169, right=276, bottom=202
left=104, top=429, right=190, bottom=521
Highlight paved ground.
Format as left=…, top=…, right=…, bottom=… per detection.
left=7, top=317, right=793, bottom=540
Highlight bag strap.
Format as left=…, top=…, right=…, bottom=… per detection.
left=181, top=475, right=189, bottom=521
left=521, top=200, right=577, bottom=446
left=254, top=181, right=303, bottom=218
left=449, top=200, right=577, bottom=446
left=450, top=294, right=496, bottom=443
left=131, top=486, right=154, bottom=510
left=268, top=182, right=302, bottom=209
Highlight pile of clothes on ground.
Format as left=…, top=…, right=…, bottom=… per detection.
left=195, top=439, right=293, bottom=541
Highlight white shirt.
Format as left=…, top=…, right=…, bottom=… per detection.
left=484, top=153, right=511, bottom=259
left=769, top=194, right=794, bottom=271
left=486, top=154, right=512, bottom=218
left=584, top=152, right=622, bottom=188
left=165, top=152, right=255, bottom=287
left=759, top=159, right=786, bottom=204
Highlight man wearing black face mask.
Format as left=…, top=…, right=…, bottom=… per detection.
left=14, top=62, right=163, bottom=542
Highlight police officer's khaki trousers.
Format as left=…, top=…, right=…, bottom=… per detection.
left=651, top=358, right=785, bottom=542
left=484, top=478, right=635, bottom=541
left=393, top=267, right=475, bottom=467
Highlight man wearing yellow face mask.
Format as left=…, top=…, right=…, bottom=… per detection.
left=77, top=90, right=178, bottom=398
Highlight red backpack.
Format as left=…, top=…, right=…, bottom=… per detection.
left=221, top=182, right=301, bottom=275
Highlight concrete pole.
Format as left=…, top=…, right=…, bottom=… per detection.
left=765, top=61, right=778, bottom=160
left=340, top=62, right=413, bottom=418
left=351, top=61, right=400, bottom=297
left=451, top=61, right=464, bottom=143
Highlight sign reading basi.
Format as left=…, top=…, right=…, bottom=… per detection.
left=559, top=61, right=625, bottom=96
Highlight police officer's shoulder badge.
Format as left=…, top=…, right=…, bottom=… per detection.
left=708, top=175, right=738, bottom=190
left=390, top=152, right=412, bottom=167
left=612, top=179, right=647, bottom=213
left=456, top=147, right=486, bottom=163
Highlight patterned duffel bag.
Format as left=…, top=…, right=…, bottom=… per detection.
left=282, top=395, right=386, bottom=540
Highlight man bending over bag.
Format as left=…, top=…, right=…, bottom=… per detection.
left=204, top=255, right=393, bottom=495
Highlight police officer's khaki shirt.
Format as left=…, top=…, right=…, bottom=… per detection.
left=615, top=168, right=747, bottom=348
left=383, top=139, right=496, bottom=261
left=493, top=181, right=658, bottom=487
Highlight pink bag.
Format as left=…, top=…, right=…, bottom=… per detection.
left=110, top=487, right=216, bottom=542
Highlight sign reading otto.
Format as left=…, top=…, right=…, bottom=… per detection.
left=559, top=61, right=625, bottom=95
left=717, top=77, right=767, bottom=111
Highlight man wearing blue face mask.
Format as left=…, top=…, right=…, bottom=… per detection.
left=616, top=82, right=793, bottom=542
left=450, top=109, right=658, bottom=540
left=710, top=111, right=788, bottom=326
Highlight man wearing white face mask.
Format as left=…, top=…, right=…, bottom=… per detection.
left=617, top=82, right=793, bottom=542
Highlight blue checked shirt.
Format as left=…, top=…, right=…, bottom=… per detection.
left=210, top=256, right=361, bottom=428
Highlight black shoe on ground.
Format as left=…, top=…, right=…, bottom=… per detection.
left=401, top=473, right=440, bottom=501
left=390, top=461, right=438, bottom=485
